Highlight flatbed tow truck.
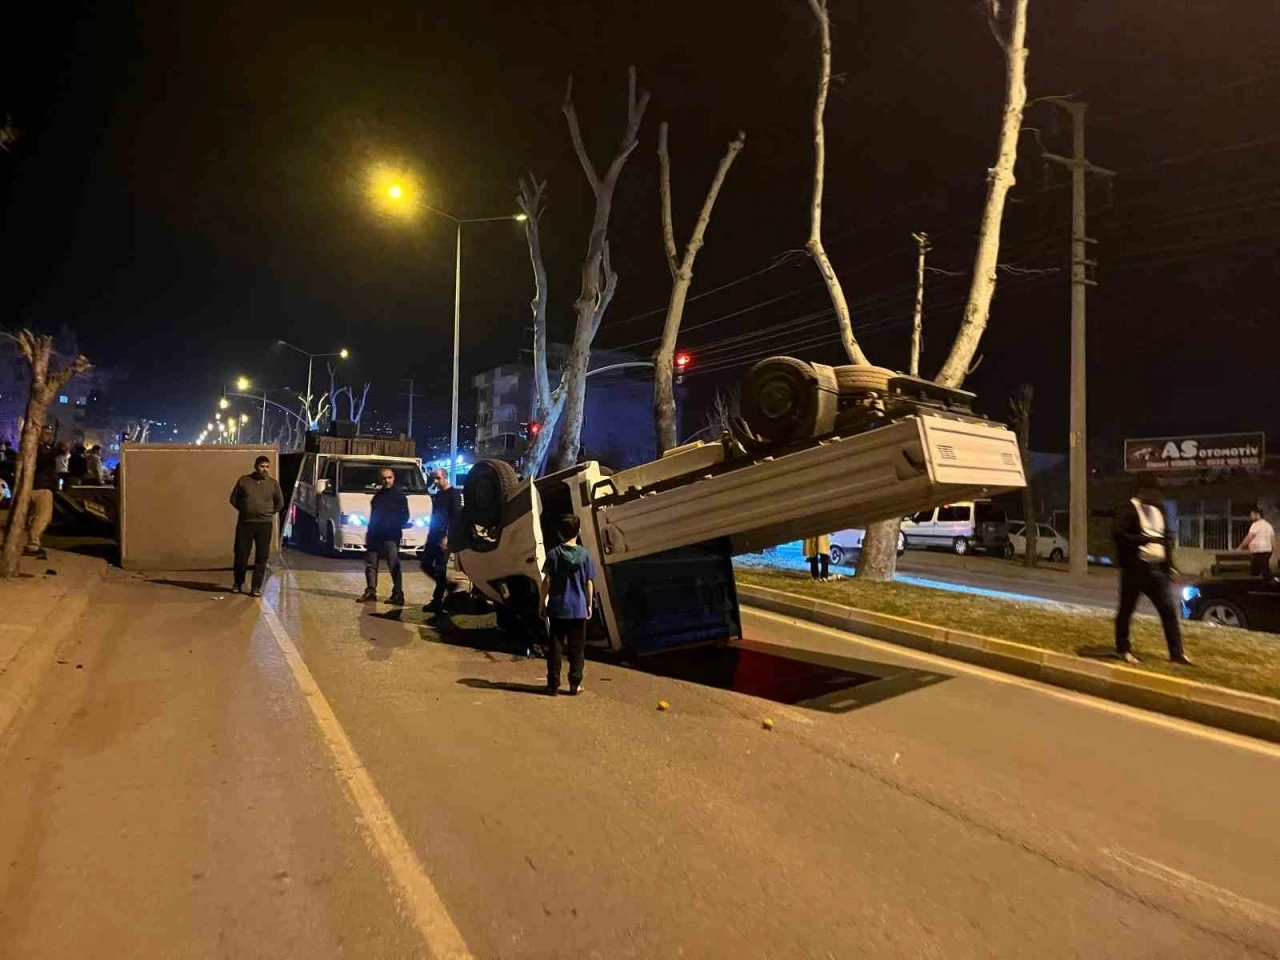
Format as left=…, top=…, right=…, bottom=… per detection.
left=454, top=357, right=1026, bottom=656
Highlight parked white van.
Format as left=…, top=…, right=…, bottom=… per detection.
left=900, top=500, right=1009, bottom=556
left=282, top=452, right=433, bottom=556
left=828, top=527, right=906, bottom=565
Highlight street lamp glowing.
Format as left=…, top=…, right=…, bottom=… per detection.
left=339, top=348, right=350, bottom=359
left=514, top=213, right=528, bottom=222
left=388, top=184, right=403, bottom=200
left=236, top=376, right=251, bottom=391
left=219, top=397, right=230, bottom=410
left=206, top=423, right=214, bottom=431
left=369, top=164, right=420, bottom=219
left=239, top=413, right=249, bottom=424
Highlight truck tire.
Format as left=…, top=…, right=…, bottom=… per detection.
left=740, top=356, right=819, bottom=444
left=463, top=458, right=520, bottom=528
left=832, top=364, right=894, bottom=396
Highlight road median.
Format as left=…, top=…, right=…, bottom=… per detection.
left=737, top=578, right=1280, bottom=744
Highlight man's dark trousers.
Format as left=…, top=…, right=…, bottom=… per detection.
left=424, top=544, right=452, bottom=607
left=234, top=521, right=273, bottom=592
left=1115, top=563, right=1183, bottom=658
left=365, top=538, right=403, bottom=596
left=547, top=618, right=588, bottom=691
left=1250, top=552, right=1272, bottom=578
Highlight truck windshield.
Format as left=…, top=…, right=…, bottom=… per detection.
left=338, top=462, right=427, bottom=493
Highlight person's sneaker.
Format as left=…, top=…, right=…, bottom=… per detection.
left=232, top=584, right=243, bottom=594
left=546, top=685, right=560, bottom=697
left=388, top=592, right=406, bottom=606
left=357, top=590, right=377, bottom=603
left=1171, top=653, right=1195, bottom=666
left=249, top=589, right=263, bottom=598
left=24, top=547, right=48, bottom=560
left=423, top=601, right=443, bottom=614
left=568, top=683, right=583, bottom=696
left=1118, top=651, right=1141, bottom=665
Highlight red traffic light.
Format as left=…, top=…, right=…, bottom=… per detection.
left=528, top=421, right=542, bottom=437
left=675, top=351, right=691, bottom=370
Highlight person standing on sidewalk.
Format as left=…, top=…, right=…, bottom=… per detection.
left=1112, top=480, right=1191, bottom=666
left=803, top=534, right=831, bottom=581
left=421, top=467, right=462, bottom=614
left=25, top=426, right=58, bottom=560
left=539, top=514, right=596, bottom=696
left=358, top=467, right=408, bottom=605
left=228, top=455, right=283, bottom=597
left=1237, top=505, right=1274, bottom=579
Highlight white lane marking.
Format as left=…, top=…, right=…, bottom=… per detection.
left=742, top=607, right=1280, bottom=760
left=259, top=595, right=473, bottom=960
left=1104, top=847, right=1280, bottom=929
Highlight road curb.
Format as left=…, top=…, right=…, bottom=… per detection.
left=738, top=582, right=1280, bottom=744
left=0, top=554, right=109, bottom=748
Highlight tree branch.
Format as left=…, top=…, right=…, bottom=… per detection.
left=681, top=129, right=745, bottom=272
left=562, top=77, right=601, bottom=193
left=657, top=122, right=679, bottom=279
left=518, top=176, right=553, bottom=414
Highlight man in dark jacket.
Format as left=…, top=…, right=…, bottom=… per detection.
left=25, top=425, right=59, bottom=559
left=358, top=467, right=409, bottom=605
left=1112, top=479, right=1190, bottom=665
left=229, top=455, right=284, bottom=597
left=422, top=467, right=463, bottom=614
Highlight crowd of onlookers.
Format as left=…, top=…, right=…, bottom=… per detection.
left=0, top=430, right=115, bottom=555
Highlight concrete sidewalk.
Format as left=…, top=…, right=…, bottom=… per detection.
left=0, top=549, right=109, bottom=742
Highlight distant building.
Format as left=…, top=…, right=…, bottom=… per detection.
left=472, top=346, right=682, bottom=472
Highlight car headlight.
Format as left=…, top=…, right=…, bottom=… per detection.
left=340, top=512, right=367, bottom=527
left=413, top=517, right=430, bottom=528
left=1180, top=585, right=1200, bottom=603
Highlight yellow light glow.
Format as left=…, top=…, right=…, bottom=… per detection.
left=236, top=376, right=251, bottom=391
left=239, top=414, right=249, bottom=424
left=368, top=163, right=421, bottom=220
left=514, top=213, right=528, bottom=222
left=219, top=397, right=230, bottom=410
left=339, top=348, right=350, bottom=359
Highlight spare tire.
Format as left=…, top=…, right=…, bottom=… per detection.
left=740, top=356, right=819, bottom=444
left=462, top=458, right=520, bottom=528
left=832, top=364, right=895, bottom=396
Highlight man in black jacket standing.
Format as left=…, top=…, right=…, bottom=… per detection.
left=358, top=467, right=409, bottom=605
left=422, top=467, right=463, bottom=614
left=229, top=455, right=284, bottom=597
left=1112, top=479, right=1190, bottom=665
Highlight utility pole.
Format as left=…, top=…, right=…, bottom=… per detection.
left=401, top=377, right=420, bottom=440
left=909, top=231, right=930, bottom=377
left=1042, top=100, right=1115, bottom=578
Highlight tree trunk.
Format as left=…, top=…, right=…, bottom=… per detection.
left=1011, top=383, right=1037, bottom=566
left=858, top=518, right=900, bottom=582
left=0, top=333, right=89, bottom=577
left=804, top=0, right=869, bottom=367
left=653, top=123, right=745, bottom=456
left=934, top=0, right=1030, bottom=387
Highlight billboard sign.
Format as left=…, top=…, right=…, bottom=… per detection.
left=1123, top=433, right=1265, bottom=472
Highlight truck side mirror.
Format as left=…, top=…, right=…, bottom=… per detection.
left=315, top=479, right=329, bottom=494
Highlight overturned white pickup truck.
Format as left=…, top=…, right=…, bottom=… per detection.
left=454, top=357, right=1026, bottom=656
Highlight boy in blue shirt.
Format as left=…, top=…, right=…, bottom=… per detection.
left=539, top=514, right=597, bottom=696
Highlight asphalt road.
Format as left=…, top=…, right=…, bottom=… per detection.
left=0, top=547, right=1276, bottom=958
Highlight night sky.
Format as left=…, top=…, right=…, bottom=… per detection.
left=2, top=1, right=1277, bottom=454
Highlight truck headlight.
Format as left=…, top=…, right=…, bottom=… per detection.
left=413, top=517, right=429, bottom=528
left=1180, top=585, right=1200, bottom=603
left=341, top=513, right=367, bottom=527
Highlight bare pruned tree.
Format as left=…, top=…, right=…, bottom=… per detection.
left=551, top=68, right=649, bottom=471
left=0, top=331, right=90, bottom=577
left=1009, top=384, right=1037, bottom=566
left=802, top=0, right=1031, bottom=581
left=653, top=123, right=745, bottom=455
left=516, top=176, right=563, bottom=479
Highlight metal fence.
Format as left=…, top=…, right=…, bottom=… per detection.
left=1175, top=501, right=1253, bottom=551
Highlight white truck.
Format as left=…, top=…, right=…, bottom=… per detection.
left=281, top=436, right=433, bottom=556
left=454, top=357, right=1026, bottom=656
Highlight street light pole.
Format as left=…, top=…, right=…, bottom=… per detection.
left=450, top=222, right=462, bottom=486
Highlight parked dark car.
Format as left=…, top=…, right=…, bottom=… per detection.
left=1181, top=576, right=1280, bottom=633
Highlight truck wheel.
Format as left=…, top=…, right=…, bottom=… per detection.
left=740, top=356, right=818, bottom=444
left=463, top=459, right=520, bottom=528
left=1002, top=540, right=1015, bottom=559
left=829, top=545, right=844, bottom=565
left=832, top=364, right=894, bottom=396
left=952, top=536, right=969, bottom=556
